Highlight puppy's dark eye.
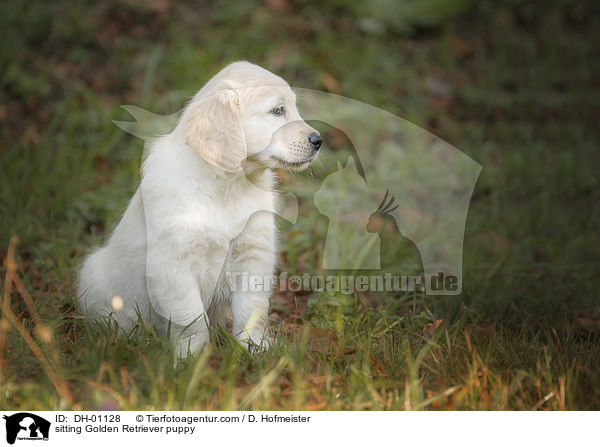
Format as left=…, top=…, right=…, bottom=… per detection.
left=270, top=106, right=285, bottom=116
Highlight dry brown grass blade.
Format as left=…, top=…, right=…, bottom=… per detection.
left=0, top=235, right=19, bottom=378
left=120, top=367, right=130, bottom=403
left=0, top=235, right=73, bottom=404
left=12, top=274, right=41, bottom=322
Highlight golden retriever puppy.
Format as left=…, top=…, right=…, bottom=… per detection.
left=78, top=61, right=321, bottom=356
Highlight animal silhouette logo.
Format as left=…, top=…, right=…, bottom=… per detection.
left=3, top=413, right=50, bottom=444
left=113, top=85, right=482, bottom=295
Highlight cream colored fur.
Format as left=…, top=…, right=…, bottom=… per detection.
left=78, top=61, right=319, bottom=356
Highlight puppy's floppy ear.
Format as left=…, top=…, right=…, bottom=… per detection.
left=183, top=83, right=246, bottom=173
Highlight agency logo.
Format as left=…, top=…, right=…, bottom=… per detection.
left=2, top=413, right=50, bottom=444
left=113, top=87, right=481, bottom=297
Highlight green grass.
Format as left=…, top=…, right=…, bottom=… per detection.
left=1, top=0, right=599, bottom=410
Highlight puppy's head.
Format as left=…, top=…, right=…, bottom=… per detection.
left=181, top=61, right=321, bottom=173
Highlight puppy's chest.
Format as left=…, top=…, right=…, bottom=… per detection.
left=205, top=189, right=274, bottom=239
left=194, top=191, right=275, bottom=300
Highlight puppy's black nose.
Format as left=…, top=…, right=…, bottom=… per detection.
left=308, top=132, right=323, bottom=151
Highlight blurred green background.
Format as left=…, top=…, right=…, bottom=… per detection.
left=0, top=0, right=599, bottom=410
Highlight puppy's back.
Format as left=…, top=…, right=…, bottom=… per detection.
left=78, top=188, right=151, bottom=330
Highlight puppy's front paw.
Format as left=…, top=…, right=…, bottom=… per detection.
left=174, top=331, right=210, bottom=358
left=235, top=330, right=272, bottom=352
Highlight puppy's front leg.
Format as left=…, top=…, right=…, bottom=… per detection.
left=146, top=247, right=210, bottom=357
left=231, top=289, right=272, bottom=349
left=230, top=213, right=276, bottom=349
